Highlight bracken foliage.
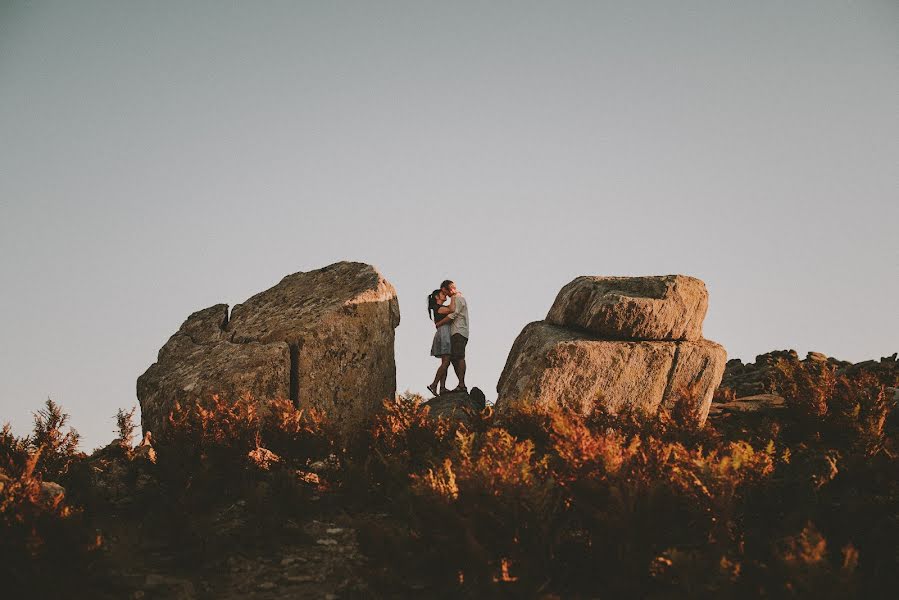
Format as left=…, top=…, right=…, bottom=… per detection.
left=1, top=403, right=99, bottom=597
left=1, top=367, right=897, bottom=598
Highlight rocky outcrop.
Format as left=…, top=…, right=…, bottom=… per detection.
left=138, top=262, right=400, bottom=438
left=545, top=275, right=708, bottom=341
left=718, top=351, right=898, bottom=398
left=497, top=275, right=726, bottom=425
left=420, top=388, right=487, bottom=426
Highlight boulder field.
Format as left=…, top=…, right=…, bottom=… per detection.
left=138, top=266, right=728, bottom=436
left=496, top=275, right=727, bottom=425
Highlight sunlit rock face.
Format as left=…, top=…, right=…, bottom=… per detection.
left=137, top=262, right=400, bottom=439
left=545, top=275, right=708, bottom=341
left=497, top=275, right=725, bottom=426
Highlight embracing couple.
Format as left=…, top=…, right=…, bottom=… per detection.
left=427, top=279, right=469, bottom=396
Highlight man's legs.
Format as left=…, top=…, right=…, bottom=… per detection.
left=450, top=334, right=469, bottom=391
left=451, top=358, right=466, bottom=390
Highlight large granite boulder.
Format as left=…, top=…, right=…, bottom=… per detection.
left=497, top=275, right=725, bottom=426
left=545, top=275, right=707, bottom=341
left=497, top=322, right=725, bottom=421
left=138, top=261, right=400, bottom=438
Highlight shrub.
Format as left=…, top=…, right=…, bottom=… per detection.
left=30, top=399, right=81, bottom=481
left=113, top=406, right=138, bottom=450
left=0, top=440, right=99, bottom=596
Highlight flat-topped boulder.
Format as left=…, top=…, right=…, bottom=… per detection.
left=496, top=322, right=726, bottom=420
left=138, top=261, right=400, bottom=438
left=228, top=263, right=400, bottom=345
left=545, top=275, right=708, bottom=341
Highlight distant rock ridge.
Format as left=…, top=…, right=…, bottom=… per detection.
left=718, top=350, right=898, bottom=398
left=137, top=261, right=400, bottom=438
left=496, top=275, right=726, bottom=425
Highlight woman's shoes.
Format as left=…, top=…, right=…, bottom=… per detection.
left=427, top=384, right=460, bottom=396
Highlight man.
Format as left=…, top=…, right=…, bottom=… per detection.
left=435, top=279, right=468, bottom=392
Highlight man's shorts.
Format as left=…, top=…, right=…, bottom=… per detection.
left=450, top=334, right=468, bottom=359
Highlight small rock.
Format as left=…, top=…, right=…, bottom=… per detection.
left=39, top=481, right=65, bottom=505
left=257, top=581, right=277, bottom=590
left=317, top=538, right=338, bottom=546
left=133, top=431, right=157, bottom=463
left=326, top=528, right=344, bottom=534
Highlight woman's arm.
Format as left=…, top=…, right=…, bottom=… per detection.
left=436, top=295, right=456, bottom=315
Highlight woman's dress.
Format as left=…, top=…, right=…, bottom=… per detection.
left=430, top=300, right=452, bottom=357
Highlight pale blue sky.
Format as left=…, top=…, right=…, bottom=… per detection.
left=1, top=1, right=897, bottom=449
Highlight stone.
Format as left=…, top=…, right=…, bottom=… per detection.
left=717, top=350, right=897, bottom=400
left=707, top=394, right=787, bottom=438
left=496, top=321, right=726, bottom=424
left=420, top=389, right=485, bottom=426
left=138, top=332, right=291, bottom=438
left=39, top=481, right=66, bottom=505
left=663, top=339, right=729, bottom=421
left=469, top=387, right=487, bottom=410
left=138, top=262, right=400, bottom=438
left=545, top=275, right=708, bottom=341
left=133, top=431, right=157, bottom=464
left=707, top=394, right=786, bottom=417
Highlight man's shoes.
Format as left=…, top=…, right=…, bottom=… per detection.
left=452, top=386, right=468, bottom=393
left=427, top=383, right=439, bottom=397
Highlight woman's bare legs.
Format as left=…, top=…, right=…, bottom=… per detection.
left=430, top=356, right=451, bottom=394
left=438, top=356, right=451, bottom=393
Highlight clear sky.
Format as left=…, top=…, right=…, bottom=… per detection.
left=1, top=1, right=897, bottom=450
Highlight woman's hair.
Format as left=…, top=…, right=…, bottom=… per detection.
left=427, top=289, right=442, bottom=320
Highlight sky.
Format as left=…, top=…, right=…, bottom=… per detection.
left=1, top=1, right=897, bottom=450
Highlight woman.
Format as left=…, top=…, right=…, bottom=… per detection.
left=427, top=288, right=455, bottom=396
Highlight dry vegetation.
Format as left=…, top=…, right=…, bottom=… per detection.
left=2, top=361, right=897, bottom=598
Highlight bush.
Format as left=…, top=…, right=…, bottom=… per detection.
left=30, top=399, right=81, bottom=481
left=113, top=406, right=138, bottom=450
left=1, top=421, right=98, bottom=597
left=351, top=376, right=897, bottom=598
left=3, top=366, right=897, bottom=598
